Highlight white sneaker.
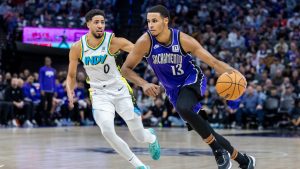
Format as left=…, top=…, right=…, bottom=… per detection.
left=12, top=119, right=19, bottom=127
left=25, top=120, right=33, bottom=128
left=53, top=119, right=61, bottom=126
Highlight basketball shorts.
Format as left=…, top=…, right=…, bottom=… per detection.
left=165, top=72, right=207, bottom=113
left=89, top=79, right=141, bottom=125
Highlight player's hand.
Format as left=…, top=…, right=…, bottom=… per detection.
left=231, top=70, right=247, bottom=82
left=142, top=83, right=160, bottom=97
left=67, top=90, right=75, bottom=109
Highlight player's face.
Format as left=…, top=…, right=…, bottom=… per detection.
left=147, top=13, right=168, bottom=37
left=87, top=15, right=105, bottom=39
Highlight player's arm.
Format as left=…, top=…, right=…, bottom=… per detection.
left=121, top=33, right=160, bottom=97
left=179, top=32, right=235, bottom=75
left=110, top=35, right=134, bottom=53
left=66, top=41, right=81, bottom=108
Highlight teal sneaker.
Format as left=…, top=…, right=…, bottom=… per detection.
left=148, top=128, right=161, bottom=160
left=136, top=165, right=150, bottom=169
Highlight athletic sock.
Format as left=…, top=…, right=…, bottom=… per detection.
left=129, top=154, right=144, bottom=167
left=204, top=134, right=222, bottom=152
left=231, top=148, right=249, bottom=165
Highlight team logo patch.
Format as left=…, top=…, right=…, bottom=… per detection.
left=154, top=44, right=160, bottom=49
left=172, top=45, right=179, bottom=52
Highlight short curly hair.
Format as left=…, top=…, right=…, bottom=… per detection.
left=85, top=9, right=105, bottom=22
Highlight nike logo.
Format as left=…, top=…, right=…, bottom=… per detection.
left=117, top=86, right=124, bottom=91
left=153, top=44, right=160, bottom=49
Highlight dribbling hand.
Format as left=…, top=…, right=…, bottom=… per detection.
left=142, top=83, right=160, bottom=97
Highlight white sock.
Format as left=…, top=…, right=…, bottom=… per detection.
left=129, top=154, right=145, bottom=167
left=126, top=117, right=156, bottom=144
left=145, top=129, right=156, bottom=144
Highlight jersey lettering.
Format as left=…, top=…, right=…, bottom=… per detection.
left=84, top=54, right=107, bottom=65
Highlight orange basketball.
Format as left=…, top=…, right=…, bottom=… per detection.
left=215, top=71, right=247, bottom=100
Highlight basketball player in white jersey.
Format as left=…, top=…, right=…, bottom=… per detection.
left=66, top=9, right=160, bottom=169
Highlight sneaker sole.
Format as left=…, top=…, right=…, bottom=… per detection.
left=249, top=155, right=256, bottom=168
left=228, top=152, right=232, bottom=169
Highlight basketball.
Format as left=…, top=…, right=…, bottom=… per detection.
left=215, top=71, right=247, bottom=100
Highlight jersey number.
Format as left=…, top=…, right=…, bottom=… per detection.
left=171, top=64, right=184, bottom=75
left=104, top=64, right=110, bottom=74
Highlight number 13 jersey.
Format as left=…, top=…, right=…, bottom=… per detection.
left=145, top=28, right=204, bottom=90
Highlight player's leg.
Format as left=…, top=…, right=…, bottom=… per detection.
left=93, top=108, right=149, bottom=169
left=126, top=115, right=156, bottom=143
left=200, top=112, right=255, bottom=169
left=115, top=95, right=160, bottom=161
left=175, top=86, right=231, bottom=169
left=92, top=93, right=149, bottom=169
left=117, top=79, right=160, bottom=160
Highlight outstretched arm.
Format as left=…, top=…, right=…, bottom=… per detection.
left=110, top=35, right=134, bottom=53
left=66, top=41, right=80, bottom=109
left=180, top=32, right=235, bottom=75
left=121, top=33, right=160, bottom=97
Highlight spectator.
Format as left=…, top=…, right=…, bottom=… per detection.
left=74, top=81, right=92, bottom=125
left=274, top=37, right=289, bottom=54
left=0, top=74, right=13, bottom=126
left=287, top=12, right=300, bottom=28
left=143, top=98, right=168, bottom=127
left=291, top=99, right=300, bottom=129
left=165, top=98, right=184, bottom=127
left=4, top=78, right=33, bottom=127
left=279, top=84, right=297, bottom=114
left=39, top=56, right=56, bottom=126
left=22, top=75, right=41, bottom=125
left=52, top=79, right=69, bottom=126
left=236, top=86, right=265, bottom=129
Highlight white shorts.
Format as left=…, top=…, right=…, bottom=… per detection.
left=90, top=81, right=141, bottom=125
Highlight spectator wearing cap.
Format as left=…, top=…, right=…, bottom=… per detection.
left=287, top=12, right=300, bottom=28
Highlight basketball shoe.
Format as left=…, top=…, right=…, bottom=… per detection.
left=239, top=154, right=256, bottom=169
left=148, top=128, right=161, bottom=160
left=214, top=149, right=232, bottom=169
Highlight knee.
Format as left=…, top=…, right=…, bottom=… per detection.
left=99, top=122, right=116, bottom=139
left=175, top=103, right=190, bottom=120
left=101, top=129, right=116, bottom=140
left=176, top=103, right=189, bottom=114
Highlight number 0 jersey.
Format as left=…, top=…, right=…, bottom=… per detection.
left=80, top=32, right=121, bottom=88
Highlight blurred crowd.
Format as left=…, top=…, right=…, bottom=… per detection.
left=0, top=0, right=300, bottom=130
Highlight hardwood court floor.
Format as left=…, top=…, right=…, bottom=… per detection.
left=0, top=127, right=299, bottom=169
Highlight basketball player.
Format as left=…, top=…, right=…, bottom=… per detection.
left=66, top=9, right=160, bottom=169
left=121, top=5, right=255, bottom=169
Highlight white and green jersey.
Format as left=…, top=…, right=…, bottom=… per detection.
left=80, top=32, right=121, bottom=89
